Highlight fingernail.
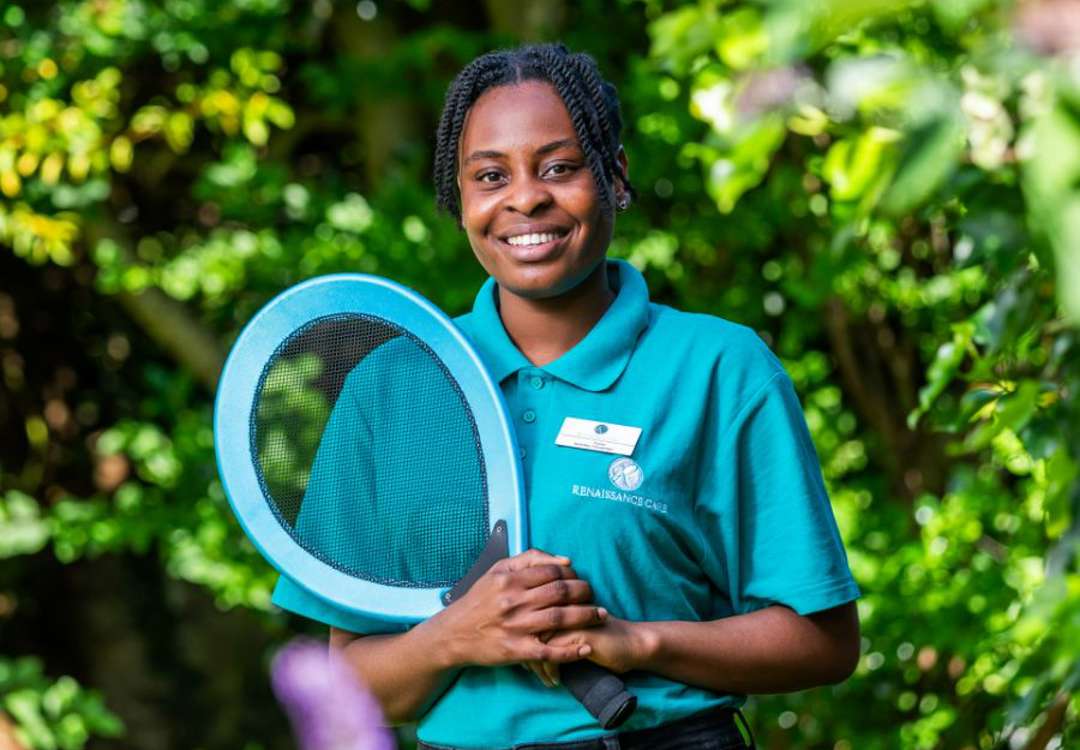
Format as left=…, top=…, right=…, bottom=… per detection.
left=578, top=645, right=592, bottom=657
left=552, top=676, right=560, bottom=686
left=598, top=607, right=608, bottom=619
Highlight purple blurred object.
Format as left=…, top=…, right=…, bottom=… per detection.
left=735, top=65, right=813, bottom=118
left=1016, top=0, right=1080, bottom=56
left=271, top=638, right=396, bottom=750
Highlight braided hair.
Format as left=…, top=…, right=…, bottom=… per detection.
left=433, top=42, right=636, bottom=226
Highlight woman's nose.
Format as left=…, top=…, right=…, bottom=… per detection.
left=504, top=173, right=553, bottom=215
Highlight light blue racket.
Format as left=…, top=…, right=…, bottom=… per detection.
left=213, top=274, right=636, bottom=728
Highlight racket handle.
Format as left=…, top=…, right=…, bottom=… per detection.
left=562, top=660, right=637, bottom=729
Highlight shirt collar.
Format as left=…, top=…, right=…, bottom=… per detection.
left=467, top=258, right=651, bottom=392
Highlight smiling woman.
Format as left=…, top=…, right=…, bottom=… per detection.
left=270, top=42, right=861, bottom=750
left=454, top=81, right=622, bottom=300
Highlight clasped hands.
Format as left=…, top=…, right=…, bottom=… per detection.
left=427, top=548, right=649, bottom=687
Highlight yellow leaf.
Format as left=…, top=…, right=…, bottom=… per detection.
left=164, top=112, right=194, bottom=153
left=1, top=170, right=21, bottom=197
left=24, top=124, right=48, bottom=152
left=246, top=91, right=269, bottom=117
left=37, top=58, right=58, bottom=80
left=266, top=100, right=294, bottom=129
left=203, top=90, right=239, bottom=117
left=29, top=99, right=61, bottom=121
left=131, top=105, right=167, bottom=136
left=68, top=152, right=91, bottom=181
left=97, top=67, right=122, bottom=90
left=788, top=104, right=829, bottom=136
left=244, top=118, right=269, bottom=146
left=16, top=152, right=39, bottom=177
left=40, top=153, right=64, bottom=185
left=110, top=136, right=133, bottom=172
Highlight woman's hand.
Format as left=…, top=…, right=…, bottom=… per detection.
left=424, top=548, right=608, bottom=670
left=525, top=615, right=657, bottom=685
left=520, top=628, right=578, bottom=688
left=520, top=630, right=559, bottom=687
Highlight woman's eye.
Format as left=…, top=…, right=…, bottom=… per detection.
left=546, top=163, right=575, bottom=176
left=477, top=171, right=503, bottom=183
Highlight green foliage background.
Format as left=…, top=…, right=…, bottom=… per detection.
left=1, top=0, right=1078, bottom=748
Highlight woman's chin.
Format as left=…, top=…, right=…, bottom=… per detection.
left=499, top=275, right=566, bottom=300
left=496, top=261, right=599, bottom=301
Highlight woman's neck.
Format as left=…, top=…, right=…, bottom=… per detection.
left=497, top=262, right=615, bottom=367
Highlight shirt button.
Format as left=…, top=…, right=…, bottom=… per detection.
left=522, top=409, right=536, bottom=423
left=530, top=376, right=545, bottom=390
left=519, top=447, right=527, bottom=459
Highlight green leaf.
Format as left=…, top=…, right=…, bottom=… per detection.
left=880, top=114, right=966, bottom=216
left=0, top=490, right=51, bottom=558
left=704, top=113, right=787, bottom=212
left=822, top=127, right=900, bottom=203
left=648, top=5, right=721, bottom=76
left=715, top=8, right=768, bottom=71
left=764, top=0, right=918, bottom=63
left=909, top=324, right=973, bottom=429
left=5, top=689, right=57, bottom=750
left=963, top=380, right=1042, bottom=452
left=932, top=0, right=994, bottom=31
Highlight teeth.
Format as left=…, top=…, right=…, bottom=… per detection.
left=506, top=232, right=562, bottom=246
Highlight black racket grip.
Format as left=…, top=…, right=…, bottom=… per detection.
left=561, top=660, right=637, bottom=729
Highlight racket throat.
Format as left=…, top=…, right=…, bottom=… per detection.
left=442, top=519, right=509, bottom=606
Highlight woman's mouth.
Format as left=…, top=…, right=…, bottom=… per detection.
left=497, top=230, right=570, bottom=262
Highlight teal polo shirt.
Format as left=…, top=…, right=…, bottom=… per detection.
left=271, top=259, right=860, bottom=747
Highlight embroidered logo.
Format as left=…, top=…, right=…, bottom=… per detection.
left=608, top=457, right=644, bottom=491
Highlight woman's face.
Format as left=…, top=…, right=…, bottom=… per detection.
left=456, top=80, right=626, bottom=300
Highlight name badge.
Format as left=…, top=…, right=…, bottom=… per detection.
left=554, top=417, right=641, bottom=456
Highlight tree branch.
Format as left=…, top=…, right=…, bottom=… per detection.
left=80, top=215, right=226, bottom=392
left=114, top=288, right=225, bottom=391
left=1022, top=690, right=1071, bottom=750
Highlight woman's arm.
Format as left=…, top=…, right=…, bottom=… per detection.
left=329, top=621, right=460, bottom=726
left=330, top=549, right=608, bottom=724
left=542, top=601, right=860, bottom=694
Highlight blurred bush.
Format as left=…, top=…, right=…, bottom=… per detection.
left=0, top=1, right=1077, bottom=748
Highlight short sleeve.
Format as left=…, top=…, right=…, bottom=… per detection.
left=269, top=359, right=407, bottom=635
left=695, top=371, right=861, bottom=617
left=271, top=574, right=408, bottom=634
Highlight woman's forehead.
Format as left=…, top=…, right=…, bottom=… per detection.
left=459, top=81, right=580, bottom=157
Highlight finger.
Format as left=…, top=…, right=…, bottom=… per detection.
left=503, top=548, right=572, bottom=572
left=524, top=660, right=555, bottom=688
left=522, top=605, right=608, bottom=634
left=511, top=563, right=579, bottom=590
left=527, top=578, right=593, bottom=608
left=544, top=629, right=576, bottom=647
left=542, top=660, right=561, bottom=686
left=528, top=640, right=592, bottom=663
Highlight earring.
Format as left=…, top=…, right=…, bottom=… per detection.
left=616, top=194, right=630, bottom=211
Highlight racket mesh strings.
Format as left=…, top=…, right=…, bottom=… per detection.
left=251, top=313, right=489, bottom=587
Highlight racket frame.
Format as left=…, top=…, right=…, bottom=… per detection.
left=214, top=274, right=527, bottom=624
